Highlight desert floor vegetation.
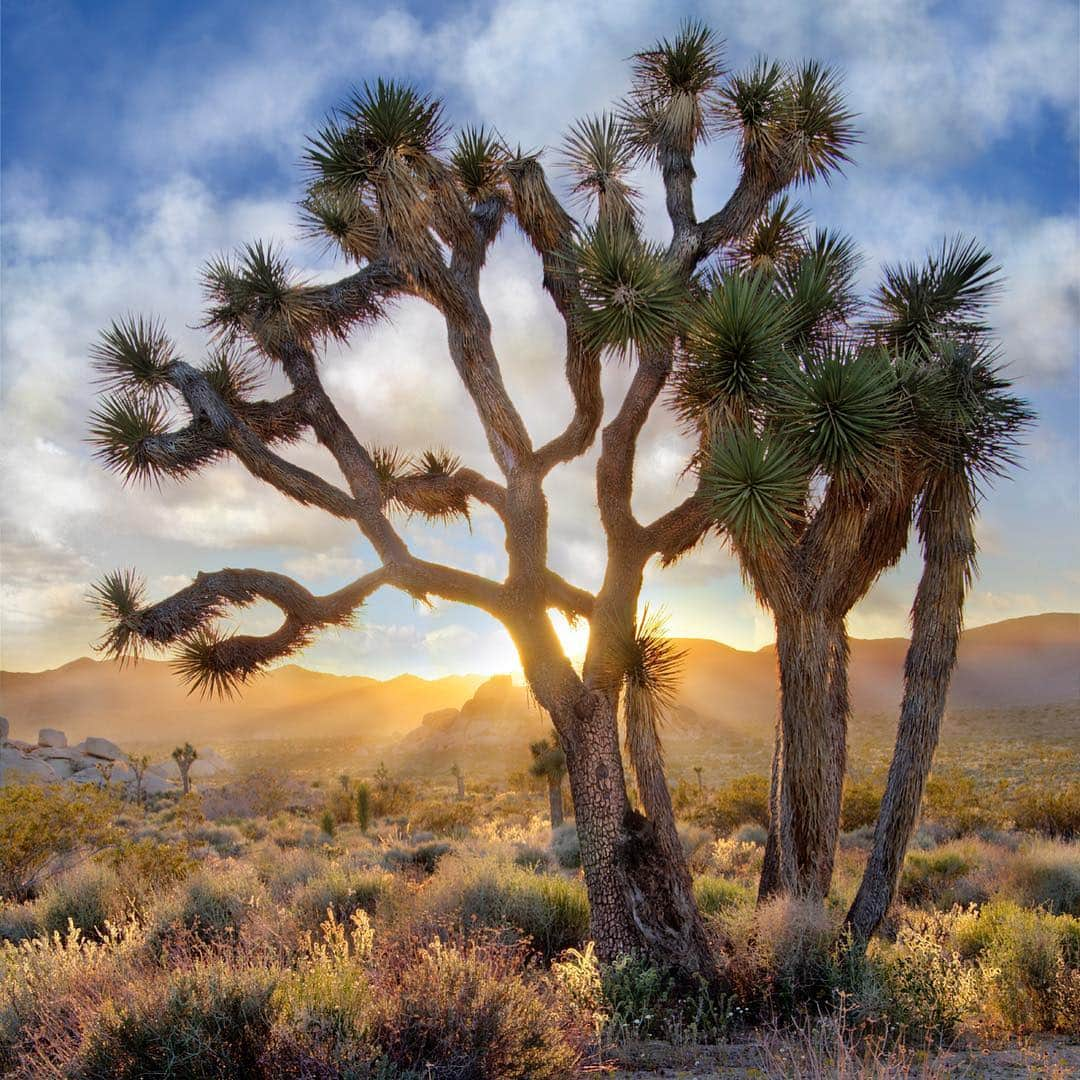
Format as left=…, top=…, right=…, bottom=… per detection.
left=2, top=760, right=1077, bottom=1078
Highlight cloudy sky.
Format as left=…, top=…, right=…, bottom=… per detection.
left=2, top=0, right=1077, bottom=678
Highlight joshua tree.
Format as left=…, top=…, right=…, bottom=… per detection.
left=93, top=760, right=115, bottom=787
left=171, top=743, right=198, bottom=796
left=356, top=781, right=372, bottom=833
left=676, top=217, right=1030, bottom=899
left=87, top=22, right=861, bottom=975
left=693, top=765, right=704, bottom=793
left=338, top=772, right=351, bottom=791
left=450, top=762, right=465, bottom=800
left=129, top=753, right=151, bottom=806
left=529, top=730, right=568, bottom=829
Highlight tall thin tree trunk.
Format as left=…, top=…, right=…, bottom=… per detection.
left=548, top=777, right=565, bottom=828
left=817, top=618, right=850, bottom=897
left=772, top=612, right=835, bottom=898
left=758, top=720, right=783, bottom=901
left=846, top=477, right=974, bottom=944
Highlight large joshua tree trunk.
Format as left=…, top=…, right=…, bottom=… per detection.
left=846, top=476, right=975, bottom=943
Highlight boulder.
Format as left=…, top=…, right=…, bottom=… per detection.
left=38, top=728, right=67, bottom=749
left=1, top=747, right=61, bottom=785
left=76, top=737, right=126, bottom=761
left=41, top=757, right=78, bottom=780
left=70, top=762, right=136, bottom=785
left=137, top=772, right=180, bottom=797
left=8, top=739, right=33, bottom=752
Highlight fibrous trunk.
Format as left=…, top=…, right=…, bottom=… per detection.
left=759, top=612, right=846, bottom=900
left=846, top=477, right=974, bottom=944
left=555, top=691, right=719, bottom=980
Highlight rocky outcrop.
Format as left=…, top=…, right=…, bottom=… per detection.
left=0, top=726, right=228, bottom=797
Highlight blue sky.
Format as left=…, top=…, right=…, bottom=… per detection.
left=2, top=0, right=1078, bottom=677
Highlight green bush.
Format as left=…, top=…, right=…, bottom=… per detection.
left=422, top=858, right=589, bottom=959
left=696, top=774, right=770, bottom=835
left=382, top=841, right=452, bottom=875
left=371, top=941, right=578, bottom=1079
left=551, top=825, right=581, bottom=869
left=1012, top=784, right=1080, bottom=840
left=1001, top=839, right=1080, bottom=916
left=840, top=778, right=882, bottom=831
left=899, top=848, right=977, bottom=909
left=693, top=875, right=753, bottom=917
left=73, top=962, right=278, bottom=1079
left=39, top=863, right=126, bottom=940
left=290, top=867, right=393, bottom=934
left=407, top=798, right=479, bottom=837
left=512, top=845, right=551, bottom=871
left=922, top=770, right=1001, bottom=835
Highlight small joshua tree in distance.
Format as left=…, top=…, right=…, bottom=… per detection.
left=530, top=731, right=568, bottom=829
left=450, top=762, right=465, bottom=800
left=356, top=781, right=372, bottom=833
left=130, top=754, right=151, bottom=807
left=171, top=743, right=197, bottom=796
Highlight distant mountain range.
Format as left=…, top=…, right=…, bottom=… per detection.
left=1, top=613, right=1076, bottom=750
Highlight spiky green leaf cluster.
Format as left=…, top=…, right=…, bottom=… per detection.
left=560, top=114, right=639, bottom=224
left=88, top=569, right=146, bottom=664
left=872, top=236, right=1000, bottom=350
left=529, top=733, right=566, bottom=781
left=451, top=126, right=506, bottom=203
left=201, top=345, right=261, bottom=404
left=366, top=444, right=412, bottom=494
left=90, top=315, right=176, bottom=399
left=569, top=223, right=686, bottom=356
left=719, top=58, right=856, bottom=184
left=777, top=228, right=860, bottom=347
left=734, top=195, right=810, bottom=274
left=703, top=427, right=809, bottom=553
left=300, top=186, right=380, bottom=263
left=777, top=343, right=902, bottom=487
left=674, top=270, right=791, bottom=426
left=910, top=342, right=1033, bottom=486
left=201, top=241, right=320, bottom=350
left=171, top=626, right=248, bottom=700
left=415, top=448, right=461, bottom=477
left=626, top=20, right=726, bottom=155
left=88, top=392, right=172, bottom=484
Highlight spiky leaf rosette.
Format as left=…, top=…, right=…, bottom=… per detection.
left=560, top=114, right=639, bottom=225
left=779, top=61, right=857, bottom=184
left=872, top=236, right=1000, bottom=351
left=451, top=126, right=506, bottom=204
left=568, top=222, right=685, bottom=357
left=201, top=241, right=320, bottom=351
left=777, top=342, right=902, bottom=490
left=90, top=315, right=176, bottom=400
left=777, top=228, right=860, bottom=348
left=612, top=606, right=686, bottom=768
left=89, top=569, right=147, bottom=664
left=201, top=344, right=261, bottom=404
left=401, top=448, right=469, bottom=522
left=88, top=392, right=173, bottom=484
left=673, top=269, right=791, bottom=428
left=627, top=20, right=726, bottom=156
left=529, top=733, right=566, bottom=781
left=703, top=426, right=808, bottom=554
left=171, top=626, right=248, bottom=700
left=718, top=57, right=788, bottom=177
left=734, top=195, right=810, bottom=274
left=912, top=342, right=1033, bottom=488
left=300, top=185, right=380, bottom=263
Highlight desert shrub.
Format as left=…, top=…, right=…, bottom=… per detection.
left=899, top=844, right=987, bottom=909
left=551, top=824, right=581, bottom=869
left=290, top=866, right=393, bottom=934
left=0, top=901, right=40, bottom=944
left=693, top=875, right=753, bottom=917
left=382, top=841, right=452, bottom=875
left=100, top=838, right=196, bottom=896
left=422, top=858, right=589, bottom=960
left=874, top=908, right=983, bottom=1039
left=200, top=768, right=310, bottom=820
left=38, top=863, right=126, bottom=940
left=732, top=821, right=768, bottom=846
left=922, top=770, right=1001, bottom=835
left=601, top=954, right=732, bottom=1044
left=551, top=942, right=608, bottom=1032
left=695, top=774, right=769, bottom=835
left=840, top=778, right=883, bottom=831
left=319, top=810, right=336, bottom=838
left=72, top=961, right=279, bottom=1079
left=323, top=786, right=355, bottom=826
left=1012, top=783, right=1080, bottom=840
left=355, top=783, right=372, bottom=833
left=720, top=897, right=839, bottom=1015
left=703, top=837, right=763, bottom=879
left=371, top=940, right=579, bottom=1079
left=512, top=845, right=551, bottom=871
left=407, top=798, right=479, bottom=837
left=145, top=864, right=267, bottom=957
left=951, top=900, right=1079, bottom=1033
left=189, top=823, right=246, bottom=857
left=678, top=824, right=713, bottom=869
left=370, top=768, right=417, bottom=817
left=250, top=845, right=325, bottom=901
left=999, top=839, right=1080, bottom=916
left=0, top=784, right=119, bottom=901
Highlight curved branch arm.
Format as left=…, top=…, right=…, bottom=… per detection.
left=643, top=482, right=714, bottom=566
